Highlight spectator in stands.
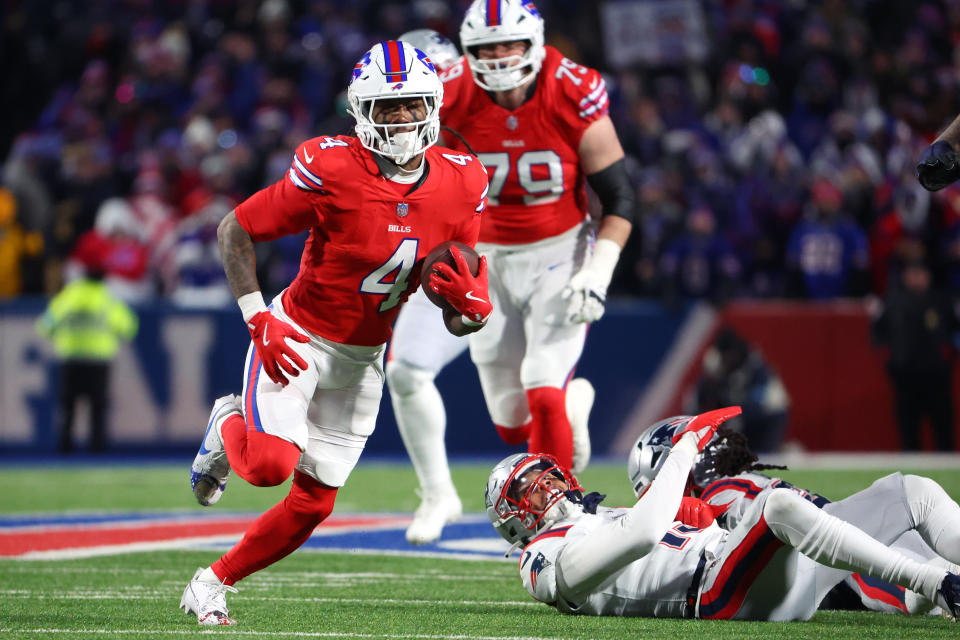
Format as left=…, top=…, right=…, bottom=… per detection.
left=36, top=262, right=138, bottom=453
left=685, top=327, right=790, bottom=453
left=67, top=198, right=153, bottom=303
left=659, top=205, right=741, bottom=307
left=871, top=259, right=958, bottom=451
left=0, top=187, right=44, bottom=300
left=786, top=179, right=870, bottom=299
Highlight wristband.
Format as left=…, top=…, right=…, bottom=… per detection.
left=238, top=291, right=268, bottom=323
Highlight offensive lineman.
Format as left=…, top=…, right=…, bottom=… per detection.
left=487, top=407, right=960, bottom=621
left=180, top=40, right=491, bottom=625
left=388, top=0, right=635, bottom=545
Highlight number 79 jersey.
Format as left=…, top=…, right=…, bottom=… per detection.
left=439, top=45, right=609, bottom=245
left=234, top=136, right=487, bottom=346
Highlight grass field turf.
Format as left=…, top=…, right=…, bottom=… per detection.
left=1, top=461, right=960, bottom=639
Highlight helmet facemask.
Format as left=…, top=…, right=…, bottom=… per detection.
left=351, top=94, right=440, bottom=166
left=494, top=456, right=581, bottom=536
left=466, top=40, right=540, bottom=91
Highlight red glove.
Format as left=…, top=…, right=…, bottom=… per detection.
left=671, top=406, right=742, bottom=451
left=674, top=496, right=728, bottom=528
left=429, top=247, right=493, bottom=325
left=246, top=310, right=310, bottom=386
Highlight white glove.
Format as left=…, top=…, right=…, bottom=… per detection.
left=561, top=238, right=621, bottom=324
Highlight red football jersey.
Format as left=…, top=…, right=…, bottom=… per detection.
left=439, top=45, right=609, bottom=245
left=235, top=136, right=487, bottom=346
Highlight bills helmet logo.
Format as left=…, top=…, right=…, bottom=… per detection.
left=522, top=1, right=541, bottom=17
left=351, top=52, right=372, bottom=83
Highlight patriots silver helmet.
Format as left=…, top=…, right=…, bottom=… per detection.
left=486, top=453, right=582, bottom=547
left=460, top=0, right=545, bottom=91
left=627, top=415, right=725, bottom=497
left=398, top=29, right=461, bottom=72
left=346, top=40, right=443, bottom=165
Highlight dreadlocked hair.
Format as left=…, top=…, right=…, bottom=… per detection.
left=707, top=425, right=788, bottom=478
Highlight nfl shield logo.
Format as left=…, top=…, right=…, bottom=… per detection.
left=396, top=202, right=409, bottom=217
left=506, top=115, right=519, bottom=130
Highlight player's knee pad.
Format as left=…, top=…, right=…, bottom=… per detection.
left=287, top=470, right=338, bottom=522
left=386, top=359, right=436, bottom=397
left=242, top=432, right=301, bottom=487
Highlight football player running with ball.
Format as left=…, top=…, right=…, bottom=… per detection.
left=180, top=40, right=490, bottom=625
left=488, top=407, right=960, bottom=621
left=388, top=0, right=635, bottom=546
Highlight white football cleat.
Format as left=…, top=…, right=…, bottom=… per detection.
left=405, top=489, right=463, bottom=545
left=180, top=567, right=238, bottom=626
left=566, top=378, right=595, bottom=474
left=191, top=394, right=241, bottom=506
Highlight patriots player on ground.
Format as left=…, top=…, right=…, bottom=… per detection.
left=180, top=40, right=491, bottom=625
left=487, top=407, right=960, bottom=621
left=629, top=418, right=960, bottom=615
left=388, top=0, right=635, bottom=546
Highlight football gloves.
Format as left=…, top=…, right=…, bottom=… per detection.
left=671, top=405, right=743, bottom=452
left=916, top=140, right=960, bottom=191
left=246, top=310, right=310, bottom=386
left=562, top=238, right=621, bottom=324
left=429, top=246, right=493, bottom=326
left=674, top=496, right=728, bottom=529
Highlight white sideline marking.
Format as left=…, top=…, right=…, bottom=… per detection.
left=0, top=591, right=538, bottom=607
left=0, top=630, right=562, bottom=640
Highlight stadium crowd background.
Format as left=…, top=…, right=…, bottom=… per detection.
left=1, top=0, right=958, bottom=309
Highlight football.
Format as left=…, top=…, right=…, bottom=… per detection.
left=420, top=241, right=481, bottom=310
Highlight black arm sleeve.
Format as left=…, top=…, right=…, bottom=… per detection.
left=585, top=158, right=635, bottom=223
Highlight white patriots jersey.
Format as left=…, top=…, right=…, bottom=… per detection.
left=699, top=472, right=829, bottom=530
left=519, top=506, right=726, bottom=617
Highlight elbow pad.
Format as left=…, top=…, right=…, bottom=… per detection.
left=586, top=158, right=635, bottom=223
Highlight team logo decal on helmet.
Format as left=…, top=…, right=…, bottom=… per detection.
left=460, top=0, right=546, bottom=91
left=627, top=415, right=724, bottom=497
left=347, top=40, right=443, bottom=165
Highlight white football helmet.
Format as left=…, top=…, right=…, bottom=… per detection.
left=399, top=29, right=460, bottom=72
left=460, top=0, right=546, bottom=91
left=347, top=40, right=443, bottom=165
left=486, top=453, right=582, bottom=547
left=627, top=415, right=724, bottom=497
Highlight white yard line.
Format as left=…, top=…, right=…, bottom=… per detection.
left=0, top=630, right=562, bottom=640
left=0, top=591, right=537, bottom=607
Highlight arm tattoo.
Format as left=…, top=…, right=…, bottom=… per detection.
left=218, top=212, right=260, bottom=299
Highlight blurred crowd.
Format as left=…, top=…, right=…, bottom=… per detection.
left=2, top=0, right=960, bottom=309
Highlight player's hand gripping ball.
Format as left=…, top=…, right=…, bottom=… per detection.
left=420, top=241, right=491, bottom=324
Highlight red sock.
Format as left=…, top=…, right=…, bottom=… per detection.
left=496, top=422, right=531, bottom=445
left=221, top=415, right=301, bottom=487
left=525, top=387, right=573, bottom=469
left=212, top=471, right=337, bottom=585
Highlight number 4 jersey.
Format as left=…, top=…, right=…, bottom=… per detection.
left=234, top=136, right=487, bottom=346
left=439, top=45, right=609, bottom=245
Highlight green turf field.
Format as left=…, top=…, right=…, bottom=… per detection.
left=1, top=461, right=960, bottom=639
